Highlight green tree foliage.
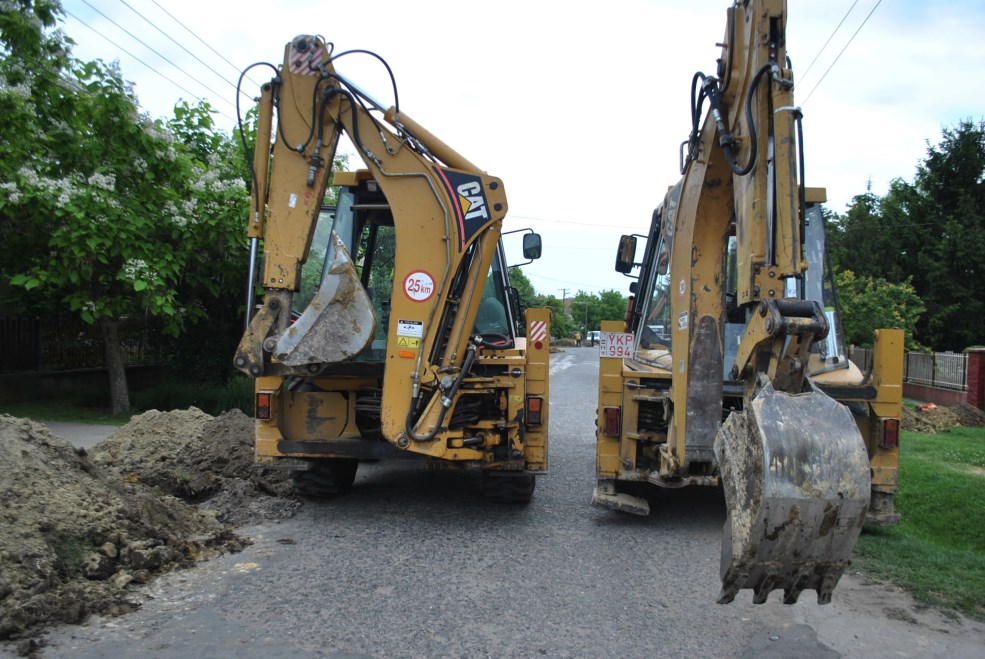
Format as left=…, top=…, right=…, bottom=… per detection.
left=0, top=1, right=250, bottom=411
left=507, top=267, right=538, bottom=312
left=827, top=121, right=985, bottom=351
left=834, top=271, right=925, bottom=351
left=538, top=295, right=576, bottom=339
left=596, top=290, right=629, bottom=328
left=905, top=121, right=985, bottom=350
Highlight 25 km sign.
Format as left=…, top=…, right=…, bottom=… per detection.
left=403, top=270, right=436, bottom=302
left=599, top=332, right=634, bottom=359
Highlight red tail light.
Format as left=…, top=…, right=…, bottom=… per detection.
left=526, top=397, right=543, bottom=425
left=603, top=407, right=621, bottom=437
left=256, top=392, right=272, bottom=420
left=881, top=418, right=899, bottom=449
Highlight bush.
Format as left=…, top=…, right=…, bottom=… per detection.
left=130, top=376, right=253, bottom=416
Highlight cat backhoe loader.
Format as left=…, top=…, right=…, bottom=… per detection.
left=593, top=0, right=903, bottom=604
left=234, top=36, right=549, bottom=502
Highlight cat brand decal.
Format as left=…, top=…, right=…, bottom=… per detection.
left=434, top=167, right=491, bottom=250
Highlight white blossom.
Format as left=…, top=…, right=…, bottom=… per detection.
left=0, top=181, right=22, bottom=204
left=122, top=259, right=155, bottom=282
left=17, top=166, right=39, bottom=186
left=87, top=172, right=116, bottom=192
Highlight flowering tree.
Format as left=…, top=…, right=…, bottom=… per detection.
left=1, top=1, right=249, bottom=412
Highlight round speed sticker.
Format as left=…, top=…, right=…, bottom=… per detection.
left=403, top=270, right=436, bottom=302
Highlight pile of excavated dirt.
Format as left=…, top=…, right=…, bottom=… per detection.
left=89, top=408, right=300, bottom=526
left=0, top=408, right=305, bottom=643
left=0, top=415, right=245, bottom=642
left=901, top=403, right=985, bottom=433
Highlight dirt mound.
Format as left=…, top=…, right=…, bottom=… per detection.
left=0, top=415, right=245, bottom=641
left=901, top=403, right=985, bottom=433
left=89, top=408, right=299, bottom=525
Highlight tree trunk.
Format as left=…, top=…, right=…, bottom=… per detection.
left=100, top=317, right=130, bottom=414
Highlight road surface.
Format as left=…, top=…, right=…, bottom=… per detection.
left=10, top=347, right=984, bottom=658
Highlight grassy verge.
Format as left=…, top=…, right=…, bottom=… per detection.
left=1, top=376, right=253, bottom=424
left=854, top=427, right=985, bottom=621
left=1, top=400, right=130, bottom=425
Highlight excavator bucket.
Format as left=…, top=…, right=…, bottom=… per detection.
left=274, top=233, right=377, bottom=366
left=714, top=377, right=870, bottom=605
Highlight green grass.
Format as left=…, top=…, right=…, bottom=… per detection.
left=1, top=400, right=130, bottom=425
left=854, top=427, right=985, bottom=621
left=1, top=376, right=253, bottom=424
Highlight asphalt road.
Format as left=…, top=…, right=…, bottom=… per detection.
left=15, top=348, right=985, bottom=658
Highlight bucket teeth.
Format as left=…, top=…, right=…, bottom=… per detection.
left=714, top=378, right=870, bottom=605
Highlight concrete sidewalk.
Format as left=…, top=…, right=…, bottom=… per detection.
left=41, top=421, right=119, bottom=450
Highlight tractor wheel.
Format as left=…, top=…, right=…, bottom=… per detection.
left=482, top=471, right=536, bottom=504
left=290, top=459, right=359, bottom=498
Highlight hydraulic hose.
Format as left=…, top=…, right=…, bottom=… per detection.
left=404, top=341, right=478, bottom=442
left=687, top=64, right=775, bottom=177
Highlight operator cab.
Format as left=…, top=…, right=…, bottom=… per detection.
left=614, top=185, right=849, bottom=379
left=294, top=170, right=532, bottom=364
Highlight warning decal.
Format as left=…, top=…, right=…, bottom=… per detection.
left=397, top=320, right=424, bottom=337
left=396, top=336, right=420, bottom=348
left=528, top=320, right=548, bottom=342
left=289, top=39, right=324, bottom=76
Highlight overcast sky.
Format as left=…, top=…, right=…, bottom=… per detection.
left=61, top=0, right=985, bottom=299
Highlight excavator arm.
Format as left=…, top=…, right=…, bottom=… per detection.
left=668, top=0, right=873, bottom=604
left=234, top=36, right=511, bottom=451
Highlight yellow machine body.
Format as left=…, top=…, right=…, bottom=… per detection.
left=594, top=0, right=902, bottom=604
left=235, top=37, right=549, bottom=501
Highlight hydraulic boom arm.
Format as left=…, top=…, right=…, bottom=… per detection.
left=234, top=36, right=509, bottom=447
left=669, top=0, right=871, bottom=604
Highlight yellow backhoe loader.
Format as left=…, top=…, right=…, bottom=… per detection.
left=235, top=36, right=550, bottom=502
left=593, top=0, right=903, bottom=604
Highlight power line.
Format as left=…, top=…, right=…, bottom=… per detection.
left=115, top=0, right=254, bottom=103
left=528, top=272, right=626, bottom=292
left=802, top=0, right=884, bottom=105
left=799, top=0, right=859, bottom=84
left=63, top=8, right=237, bottom=124
left=509, top=213, right=641, bottom=231
left=76, top=0, right=236, bottom=112
left=147, top=0, right=263, bottom=90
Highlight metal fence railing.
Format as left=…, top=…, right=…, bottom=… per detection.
left=0, top=316, right=164, bottom=373
left=850, top=347, right=968, bottom=392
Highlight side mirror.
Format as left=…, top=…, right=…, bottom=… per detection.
left=522, top=233, right=542, bottom=260
left=615, top=235, right=637, bottom=274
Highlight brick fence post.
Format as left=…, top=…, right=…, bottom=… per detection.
left=967, top=348, right=985, bottom=410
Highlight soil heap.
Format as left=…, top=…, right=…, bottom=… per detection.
left=901, top=403, right=985, bottom=433
left=0, top=407, right=300, bottom=642
left=0, top=415, right=241, bottom=640
left=88, top=408, right=298, bottom=526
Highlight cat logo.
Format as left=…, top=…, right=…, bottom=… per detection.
left=433, top=167, right=496, bottom=250
left=456, top=181, right=489, bottom=222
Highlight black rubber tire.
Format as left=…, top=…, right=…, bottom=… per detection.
left=482, top=472, right=536, bottom=504
left=290, top=459, right=359, bottom=498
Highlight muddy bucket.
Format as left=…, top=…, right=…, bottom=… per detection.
left=715, top=377, right=870, bottom=605
left=275, top=233, right=377, bottom=366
